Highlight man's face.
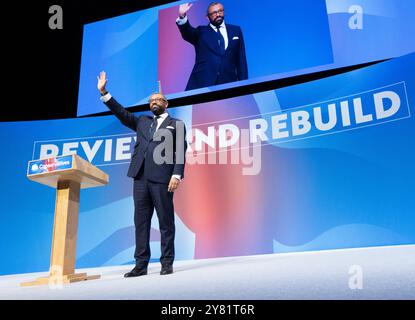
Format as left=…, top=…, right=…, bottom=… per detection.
left=207, top=4, right=225, bottom=26
left=149, top=94, right=168, bottom=116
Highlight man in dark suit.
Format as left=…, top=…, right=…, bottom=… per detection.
left=176, top=2, right=248, bottom=90
left=97, top=71, right=187, bottom=276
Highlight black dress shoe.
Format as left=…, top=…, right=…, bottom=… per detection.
left=160, top=266, right=173, bottom=275
left=124, top=267, right=147, bottom=278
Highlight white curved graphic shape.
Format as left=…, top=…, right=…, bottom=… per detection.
left=273, top=223, right=406, bottom=253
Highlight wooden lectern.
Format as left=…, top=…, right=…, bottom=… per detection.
left=21, top=154, right=109, bottom=287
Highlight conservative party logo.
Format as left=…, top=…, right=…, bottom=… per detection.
left=28, top=156, right=73, bottom=175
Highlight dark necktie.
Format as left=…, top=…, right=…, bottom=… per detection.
left=216, top=26, right=225, bottom=55
left=149, top=116, right=160, bottom=138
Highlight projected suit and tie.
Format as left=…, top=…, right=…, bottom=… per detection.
left=78, top=0, right=337, bottom=116
left=176, top=2, right=248, bottom=90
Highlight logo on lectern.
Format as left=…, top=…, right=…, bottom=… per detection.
left=28, top=156, right=73, bottom=175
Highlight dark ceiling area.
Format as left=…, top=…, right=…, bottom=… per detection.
left=4, top=1, right=173, bottom=122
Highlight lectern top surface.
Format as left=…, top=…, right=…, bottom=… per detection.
left=27, top=154, right=109, bottom=189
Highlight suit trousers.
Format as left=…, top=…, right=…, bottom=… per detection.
left=133, top=169, right=175, bottom=269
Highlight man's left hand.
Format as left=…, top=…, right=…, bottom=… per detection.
left=168, top=177, right=180, bottom=192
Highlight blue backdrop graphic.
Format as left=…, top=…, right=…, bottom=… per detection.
left=0, top=53, right=414, bottom=276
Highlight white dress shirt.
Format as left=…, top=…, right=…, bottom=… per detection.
left=153, top=111, right=168, bottom=131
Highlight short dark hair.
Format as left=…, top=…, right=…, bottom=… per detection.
left=207, top=2, right=223, bottom=15
left=149, top=93, right=167, bottom=102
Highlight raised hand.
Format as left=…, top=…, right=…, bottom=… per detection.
left=97, top=71, right=108, bottom=94
left=179, top=3, right=193, bottom=18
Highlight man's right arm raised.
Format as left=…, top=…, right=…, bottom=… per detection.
left=97, top=71, right=138, bottom=132
left=176, top=3, right=198, bottom=45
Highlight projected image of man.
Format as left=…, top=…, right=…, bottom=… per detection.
left=176, top=2, right=248, bottom=91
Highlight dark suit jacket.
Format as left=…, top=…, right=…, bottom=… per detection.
left=104, top=97, right=187, bottom=184
left=177, top=20, right=248, bottom=90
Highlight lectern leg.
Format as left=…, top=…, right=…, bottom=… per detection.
left=51, top=180, right=80, bottom=275
left=21, top=180, right=100, bottom=287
